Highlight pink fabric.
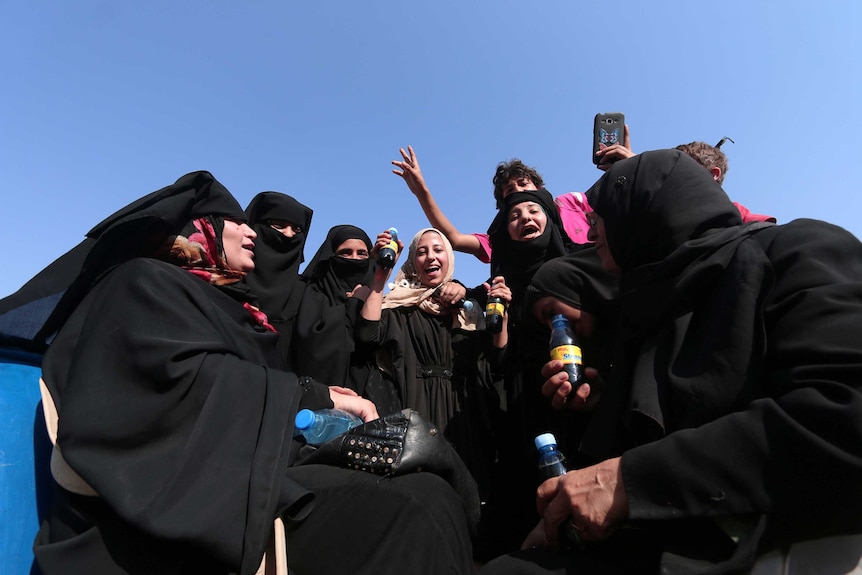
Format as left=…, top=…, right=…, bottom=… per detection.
left=554, top=192, right=592, bottom=243
left=733, top=202, right=777, bottom=224
left=473, top=233, right=493, bottom=264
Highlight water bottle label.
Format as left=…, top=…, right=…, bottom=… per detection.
left=486, top=302, right=504, bottom=316
left=551, top=344, right=582, bottom=365
left=384, top=239, right=399, bottom=254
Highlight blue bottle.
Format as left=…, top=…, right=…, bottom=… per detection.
left=549, top=314, right=584, bottom=388
left=534, top=433, right=584, bottom=551
left=294, top=408, right=363, bottom=445
left=377, top=227, right=399, bottom=269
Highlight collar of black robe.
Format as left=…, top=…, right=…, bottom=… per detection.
left=302, top=225, right=373, bottom=304
left=37, top=170, right=245, bottom=342
left=244, top=192, right=313, bottom=320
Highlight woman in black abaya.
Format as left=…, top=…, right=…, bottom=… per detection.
left=32, top=172, right=474, bottom=575
left=485, top=189, right=579, bottom=548
left=244, top=191, right=313, bottom=366
left=357, top=228, right=506, bottom=558
left=294, top=227, right=372, bottom=380
left=482, top=150, right=862, bottom=574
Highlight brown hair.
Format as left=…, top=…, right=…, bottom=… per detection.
left=491, top=159, right=544, bottom=208
left=674, top=141, right=728, bottom=185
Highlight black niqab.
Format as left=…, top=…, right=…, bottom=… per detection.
left=244, top=192, right=313, bottom=363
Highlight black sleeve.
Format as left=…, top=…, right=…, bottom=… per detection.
left=622, top=221, right=862, bottom=541
left=44, top=259, right=308, bottom=572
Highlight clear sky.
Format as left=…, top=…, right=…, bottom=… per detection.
left=2, top=1, right=861, bottom=298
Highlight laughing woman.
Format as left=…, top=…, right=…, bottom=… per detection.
left=358, top=228, right=507, bottom=555
left=32, top=173, right=474, bottom=575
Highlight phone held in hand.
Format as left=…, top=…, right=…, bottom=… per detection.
left=592, top=112, right=625, bottom=165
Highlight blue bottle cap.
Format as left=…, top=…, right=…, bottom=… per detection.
left=551, top=314, right=568, bottom=328
left=388, top=227, right=399, bottom=240
left=295, top=409, right=315, bottom=430
left=534, top=433, right=558, bottom=450
left=462, top=300, right=474, bottom=311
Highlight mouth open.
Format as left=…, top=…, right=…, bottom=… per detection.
left=521, top=225, right=539, bottom=238
left=425, top=265, right=441, bottom=276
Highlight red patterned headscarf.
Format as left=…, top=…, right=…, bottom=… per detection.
left=159, top=216, right=276, bottom=332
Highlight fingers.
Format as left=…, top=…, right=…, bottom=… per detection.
left=329, top=385, right=359, bottom=397
left=542, top=369, right=572, bottom=403
left=541, top=358, right=565, bottom=380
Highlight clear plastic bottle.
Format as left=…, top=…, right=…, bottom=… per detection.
left=535, top=432, right=568, bottom=481
left=377, top=227, right=399, bottom=269
left=534, top=432, right=584, bottom=551
left=549, top=314, right=584, bottom=388
left=294, top=408, right=363, bottom=445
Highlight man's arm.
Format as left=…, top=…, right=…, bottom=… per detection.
left=392, top=145, right=485, bottom=258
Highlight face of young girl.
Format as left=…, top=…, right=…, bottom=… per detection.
left=507, top=201, right=548, bottom=242
left=414, top=231, right=449, bottom=288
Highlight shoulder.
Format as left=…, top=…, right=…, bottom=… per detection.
left=754, top=219, right=862, bottom=304
left=554, top=192, right=591, bottom=212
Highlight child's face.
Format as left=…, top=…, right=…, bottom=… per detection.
left=507, top=201, right=547, bottom=242
left=501, top=176, right=538, bottom=199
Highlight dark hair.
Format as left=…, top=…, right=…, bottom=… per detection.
left=674, top=141, right=728, bottom=185
left=492, top=159, right=544, bottom=208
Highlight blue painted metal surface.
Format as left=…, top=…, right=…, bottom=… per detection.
left=0, top=348, right=48, bottom=575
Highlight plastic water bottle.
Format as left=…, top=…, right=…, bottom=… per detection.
left=549, top=314, right=584, bottom=388
left=294, top=408, right=363, bottom=445
left=535, top=432, right=568, bottom=481
left=377, top=227, right=399, bottom=269
left=535, top=433, right=584, bottom=551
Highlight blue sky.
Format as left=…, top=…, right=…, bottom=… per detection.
left=2, top=1, right=861, bottom=298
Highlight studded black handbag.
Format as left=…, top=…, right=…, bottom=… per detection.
left=296, top=408, right=481, bottom=535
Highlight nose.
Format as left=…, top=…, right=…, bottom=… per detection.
left=242, top=223, right=257, bottom=239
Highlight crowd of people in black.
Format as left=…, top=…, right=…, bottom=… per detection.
left=2, top=133, right=862, bottom=575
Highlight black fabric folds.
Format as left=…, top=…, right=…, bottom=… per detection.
left=576, top=149, right=862, bottom=573
left=244, top=191, right=313, bottom=364
left=294, top=225, right=378, bottom=395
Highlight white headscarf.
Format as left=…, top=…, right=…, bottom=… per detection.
left=382, top=228, right=479, bottom=330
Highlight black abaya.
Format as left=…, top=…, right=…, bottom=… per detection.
left=32, top=174, right=474, bottom=575
left=293, top=226, right=379, bottom=394
left=244, top=192, right=313, bottom=366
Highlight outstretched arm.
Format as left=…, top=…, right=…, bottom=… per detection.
left=392, top=145, right=484, bottom=257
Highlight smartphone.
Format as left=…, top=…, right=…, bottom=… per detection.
left=592, top=112, right=625, bottom=165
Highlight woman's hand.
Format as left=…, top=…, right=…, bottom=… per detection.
left=370, top=230, right=403, bottom=283
left=434, top=281, right=467, bottom=307
left=348, top=284, right=371, bottom=301
left=540, top=362, right=602, bottom=411
left=483, top=275, right=512, bottom=309
left=537, top=457, right=628, bottom=545
left=392, top=145, right=429, bottom=197
left=329, top=386, right=379, bottom=422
